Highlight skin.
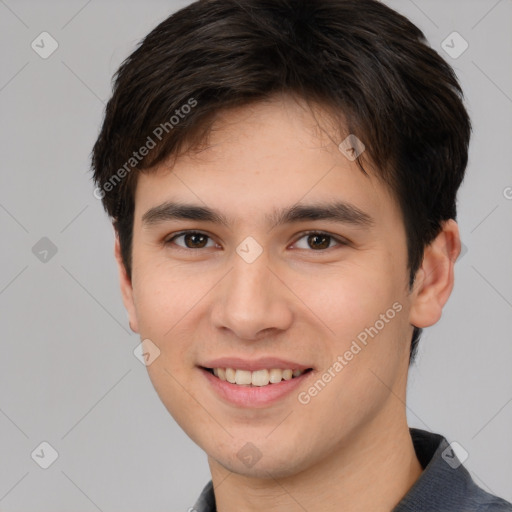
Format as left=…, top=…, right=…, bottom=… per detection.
left=115, top=93, right=460, bottom=511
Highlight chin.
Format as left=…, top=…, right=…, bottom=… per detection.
left=209, top=442, right=313, bottom=480
left=218, top=457, right=304, bottom=480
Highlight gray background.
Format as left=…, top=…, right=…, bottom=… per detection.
left=0, top=0, right=511, bottom=510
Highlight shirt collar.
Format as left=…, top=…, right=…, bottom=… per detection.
left=191, top=428, right=510, bottom=512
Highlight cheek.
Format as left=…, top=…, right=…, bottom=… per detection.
left=130, top=258, right=223, bottom=384
left=292, top=290, right=408, bottom=445
left=290, top=257, right=410, bottom=403
left=131, top=265, right=207, bottom=435
left=292, top=259, right=404, bottom=343
left=131, top=258, right=201, bottom=338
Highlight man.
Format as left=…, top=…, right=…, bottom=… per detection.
left=91, top=0, right=512, bottom=510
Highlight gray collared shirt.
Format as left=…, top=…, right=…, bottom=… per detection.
left=191, top=428, right=512, bottom=511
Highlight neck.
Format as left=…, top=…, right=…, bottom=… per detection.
left=208, top=409, right=423, bottom=512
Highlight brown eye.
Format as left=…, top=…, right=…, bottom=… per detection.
left=293, top=231, right=347, bottom=251
left=307, top=233, right=331, bottom=250
left=166, top=231, right=215, bottom=249
left=183, top=233, right=209, bottom=248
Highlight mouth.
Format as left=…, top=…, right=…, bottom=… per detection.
left=201, top=366, right=314, bottom=387
left=198, top=357, right=315, bottom=407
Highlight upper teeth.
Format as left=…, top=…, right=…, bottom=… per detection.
left=212, top=368, right=305, bottom=386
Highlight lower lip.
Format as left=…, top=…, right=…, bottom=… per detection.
left=200, top=368, right=312, bottom=408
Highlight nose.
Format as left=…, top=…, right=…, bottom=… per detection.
left=210, top=252, right=294, bottom=341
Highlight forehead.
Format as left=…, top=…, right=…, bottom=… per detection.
left=133, top=95, right=401, bottom=230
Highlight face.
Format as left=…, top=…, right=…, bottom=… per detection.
left=118, top=94, right=431, bottom=478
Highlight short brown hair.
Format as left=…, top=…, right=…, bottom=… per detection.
left=91, top=0, right=471, bottom=362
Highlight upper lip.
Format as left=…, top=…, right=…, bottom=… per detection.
left=200, top=357, right=313, bottom=372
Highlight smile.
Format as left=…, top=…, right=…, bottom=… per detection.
left=205, top=367, right=312, bottom=387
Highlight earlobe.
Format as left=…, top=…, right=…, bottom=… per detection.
left=409, top=219, right=461, bottom=329
left=114, top=230, right=139, bottom=333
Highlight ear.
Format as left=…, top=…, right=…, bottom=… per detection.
left=114, top=229, right=139, bottom=333
left=409, top=219, right=461, bottom=328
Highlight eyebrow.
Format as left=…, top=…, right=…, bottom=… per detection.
left=141, top=200, right=374, bottom=229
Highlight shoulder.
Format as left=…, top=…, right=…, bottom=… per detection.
left=466, top=491, right=512, bottom=511
left=393, top=429, right=512, bottom=512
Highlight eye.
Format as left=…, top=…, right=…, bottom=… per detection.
left=164, top=230, right=347, bottom=251
left=292, top=231, right=347, bottom=251
left=165, top=231, right=217, bottom=249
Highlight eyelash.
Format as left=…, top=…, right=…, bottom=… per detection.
left=164, top=230, right=349, bottom=251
